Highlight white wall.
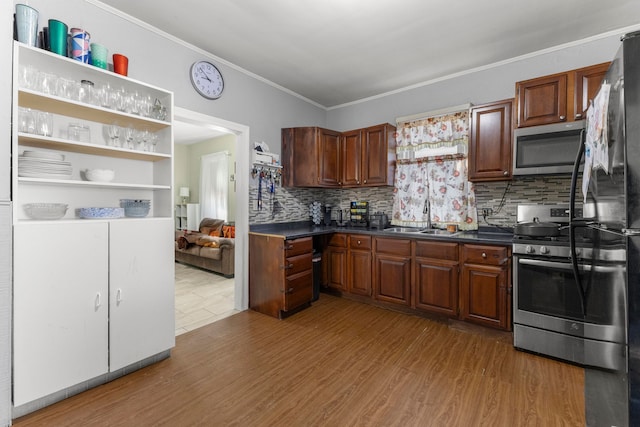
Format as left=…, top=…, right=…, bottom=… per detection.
left=326, top=32, right=627, bottom=131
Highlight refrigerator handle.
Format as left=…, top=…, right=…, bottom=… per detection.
left=569, top=129, right=587, bottom=316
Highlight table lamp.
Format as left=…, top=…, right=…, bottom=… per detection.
left=179, top=187, right=190, bottom=204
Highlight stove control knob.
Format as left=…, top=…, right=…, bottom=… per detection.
left=540, top=246, right=549, bottom=254
left=525, top=245, right=534, bottom=254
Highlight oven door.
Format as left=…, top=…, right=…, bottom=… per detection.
left=513, top=254, right=626, bottom=343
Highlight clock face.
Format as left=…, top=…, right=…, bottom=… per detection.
left=190, top=61, right=224, bottom=99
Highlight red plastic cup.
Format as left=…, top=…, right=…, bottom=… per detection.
left=113, top=53, right=128, bottom=76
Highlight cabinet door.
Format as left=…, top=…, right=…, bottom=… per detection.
left=348, top=250, right=372, bottom=296
left=13, top=222, right=108, bottom=406
left=460, top=263, right=509, bottom=330
left=373, top=254, right=411, bottom=306
left=342, top=129, right=362, bottom=186
left=317, top=128, right=342, bottom=187
left=282, top=127, right=318, bottom=187
left=469, top=99, right=513, bottom=181
left=516, top=73, right=568, bottom=127
left=109, top=219, right=175, bottom=371
left=362, top=124, right=395, bottom=186
left=414, top=258, right=459, bottom=317
left=325, top=246, right=347, bottom=291
left=574, top=62, right=610, bottom=121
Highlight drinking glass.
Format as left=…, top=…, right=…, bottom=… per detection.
left=123, top=126, right=135, bottom=149
left=38, top=72, right=57, bottom=95
left=18, top=107, right=35, bottom=134
left=107, top=124, right=120, bottom=147
left=18, top=64, right=39, bottom=90
left=36, top=111, right=53, bottom=137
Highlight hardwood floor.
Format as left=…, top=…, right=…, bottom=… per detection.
left=14, top=294, right=585, bottom=426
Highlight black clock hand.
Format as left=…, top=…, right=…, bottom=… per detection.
left=198, top=67, right=212, bottom=82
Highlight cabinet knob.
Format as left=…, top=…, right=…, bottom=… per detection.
left=357, top=240, right=361, bottom=245
left=363, top=180, right=367, bottom=184
left=356, top=180, right=360, bottom=184
left=283, top=263, right=294, bottom=270
left=559, top=115, right=566, bottom=121
left=503, top=171, right=508, bottom=176
left=481, top=252, right=487, bottom=259
left=575, top=113, right=583, bottom=119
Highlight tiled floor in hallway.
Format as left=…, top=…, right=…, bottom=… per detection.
left=174, top=262, right=239, bottom=335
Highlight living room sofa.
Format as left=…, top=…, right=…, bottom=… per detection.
left=174, top=218, right=235, bottom=278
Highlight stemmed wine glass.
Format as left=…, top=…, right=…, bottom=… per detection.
left=123, top=126, right=135, bottom=150
left=107, top=124, right=120, bottom=147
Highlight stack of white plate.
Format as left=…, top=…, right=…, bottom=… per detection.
left=18, top=150, right=72, bottom=179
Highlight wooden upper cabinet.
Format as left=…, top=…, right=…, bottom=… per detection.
left=283, top=124, right=395, bottom=188
left=574, top=62, right=610, bottom=121
left=469, top=99, right=513, bottom=182
left=516, top=73, right=568, bottom=127
left=361, top=124, right=396, bottom=187
left=341, top=129, right=362, bottom=187
left=281, top=127, right=341, bottom=188
left=515, top=62, right=610, bottom=128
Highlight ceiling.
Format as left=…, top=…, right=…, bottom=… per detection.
left=97, top=0, right=640, bottom=143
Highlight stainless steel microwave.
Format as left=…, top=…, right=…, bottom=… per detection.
left=512, top=120, right=585, bottom=175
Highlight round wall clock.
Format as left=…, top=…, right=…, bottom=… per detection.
left=189, top=60, right=224, bottom=99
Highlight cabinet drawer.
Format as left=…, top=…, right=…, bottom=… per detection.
left=284, top=270, right=313, bottom=311
left=374, top=237, right=411, bottom=256
left=415, top=240, right=458, bottom=261
left=349, top=235, right=371, bottom=250
left=285, top=236, right=313, bottom=257
left=285, top=252, right=312, bottom=276
left=328, top=233, right=347, bottom=247
left=462, top=244, right=509, bottom=265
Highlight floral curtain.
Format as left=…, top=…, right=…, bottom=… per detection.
left=391, top=110, right=478, bottom=230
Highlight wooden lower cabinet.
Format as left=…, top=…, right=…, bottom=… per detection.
left=413, top=240, right=459, bottom=317
left=323, top=233, right=347, bottom=292
left=348, top=235, right=372, bottom=296
left=373, top=237, right=411, bottom=306
left=460, top=244, right=512, bottom=330
left=249, top=233, right=313, bottom=318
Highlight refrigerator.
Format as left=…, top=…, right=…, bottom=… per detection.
left=570, top=30, right=640, bottom=427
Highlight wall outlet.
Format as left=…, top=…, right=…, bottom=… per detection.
left=481, top=208, right=493, bottom=217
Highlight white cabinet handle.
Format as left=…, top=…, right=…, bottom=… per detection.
left=95, top=292, right=102, bottom=309
left=116, top=288, right=123, bottom=304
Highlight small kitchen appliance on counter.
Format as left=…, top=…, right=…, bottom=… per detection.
left=368, top=211, right=389, bottom=230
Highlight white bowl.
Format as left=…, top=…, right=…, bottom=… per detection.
left=85, top=169, right=115, bottom=182
left=24, top=203, right=68, bottom=220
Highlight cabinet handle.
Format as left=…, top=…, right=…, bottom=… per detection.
left=559, top=115, right=566, bottom=121
left=116, top=288, right=123, bottom=304
left=575, top=113, right=583, bottom=119
left=481, top=252, right=487, bottom=259
left=95, top=292, right=102, bottom=309
left=283, top=263, right=294, bottom=270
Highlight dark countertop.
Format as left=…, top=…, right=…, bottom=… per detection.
left=250, top=221, right=514, bottom=245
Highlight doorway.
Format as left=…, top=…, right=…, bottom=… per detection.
left=173, top=107, right=250, bottom=332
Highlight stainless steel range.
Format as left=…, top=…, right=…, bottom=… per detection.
left=512, top=203, right=627, bottom=370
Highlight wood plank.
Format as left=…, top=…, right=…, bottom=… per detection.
left=13, top=294, right=584, bottom=426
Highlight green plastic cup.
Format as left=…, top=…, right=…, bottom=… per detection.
left=48, top=19, right=68, bottom=56
left=90, top=43, right=108, bottom=69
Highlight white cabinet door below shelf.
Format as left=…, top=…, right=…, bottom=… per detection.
left=109, top=218, right=175, bottom=371
left=13, top=222, right=109, bottom=406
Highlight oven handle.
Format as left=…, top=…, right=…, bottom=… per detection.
left=518, top=258, right=623, bottom=273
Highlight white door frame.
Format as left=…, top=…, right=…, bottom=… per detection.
left=173, top=106, right=249, bottom=311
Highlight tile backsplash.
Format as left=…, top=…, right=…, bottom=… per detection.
left=249, top=175, right=577, bottom=227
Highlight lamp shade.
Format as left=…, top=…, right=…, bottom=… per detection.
left=179, top=187, right=190, bottom=198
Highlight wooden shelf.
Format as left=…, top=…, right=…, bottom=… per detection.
left=18, top=133, right=170, bottom=161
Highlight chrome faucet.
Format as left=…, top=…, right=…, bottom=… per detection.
left=423, top=199, right=431, bottom=229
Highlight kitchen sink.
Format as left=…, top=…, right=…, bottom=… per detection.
left=382, top=227, right=423, bottom=233
left=420, top=229, right=460, bottom=236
